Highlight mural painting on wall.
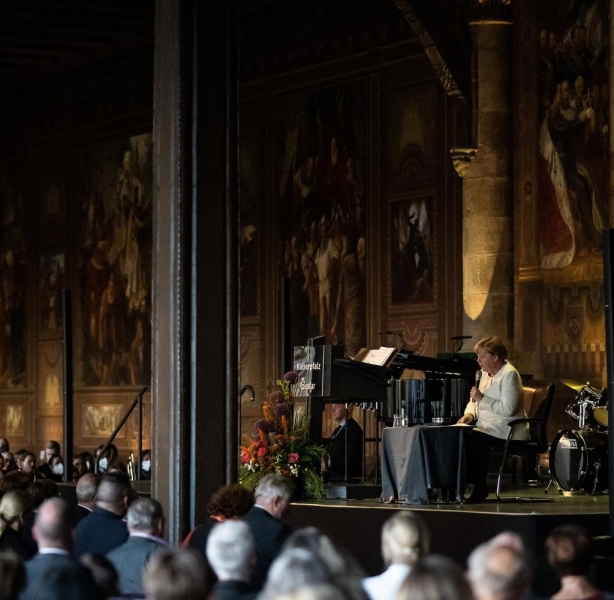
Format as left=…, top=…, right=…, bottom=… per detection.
left=6, top=405, right=24, bottom=437
left=537, top=0, right=609, bottom=269
left=78, top=134, right=152, bottom=387
left=82, top=404, right=125, bottom=438
left=389, top=193, right=434, bottom=308
left=0, top=171, right=27, bottom=389
left=40, top=254, right=65, bottom=335
left=240, top=224, right=259, bottom=318
left=277, top=81, right=366, bottom=354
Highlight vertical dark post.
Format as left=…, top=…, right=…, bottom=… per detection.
left=137, top=392, right=143, bottom=481
left=62, top=290, right=73, bottom=483
left=603, top=229, right=614, bottom=534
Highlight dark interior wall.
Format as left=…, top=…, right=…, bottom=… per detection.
left=0, top=44, right=154, bottom=461
left=238, top=1, right=464, bottom=424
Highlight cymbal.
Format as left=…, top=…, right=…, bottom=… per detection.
left=560, top=379, right=601, bottom=394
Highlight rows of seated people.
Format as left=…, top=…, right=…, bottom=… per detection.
left=0, top=438, right=612, bottom=600
left=0, top=436, right=151, bottom=483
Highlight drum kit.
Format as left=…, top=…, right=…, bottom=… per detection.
left=548, top=379, right=609, bottom=495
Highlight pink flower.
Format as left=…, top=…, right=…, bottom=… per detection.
left=257, top=447, right=268, bottom=458
left=240, top=450, right=250, bottom=464
left=288, top=453, right=299, bottom=464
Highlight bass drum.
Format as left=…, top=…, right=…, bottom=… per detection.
left=550, top=430, right=608, bottom=492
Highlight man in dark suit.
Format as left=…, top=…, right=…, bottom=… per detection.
left=74, top=472, right=132, bottom=557
left=244, top=473, right=294, bottom=591
left=326, top=403, right=363, bottom=480
left=206, top=520, right=257, bottom=600
left=73, top=473, right=99, bottom=524
left=107, top=497, right=167, bottom=595
left=21, top=497, right=98, bottom=600
left=36, top=439, right=61, bottom=480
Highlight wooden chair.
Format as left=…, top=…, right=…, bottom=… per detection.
left=495, top=383, right=556, bottom=502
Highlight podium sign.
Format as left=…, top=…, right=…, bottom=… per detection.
left=293, top=345, right=333, bottom=397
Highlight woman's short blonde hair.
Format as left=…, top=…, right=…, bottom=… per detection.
left=474, top=336, right=508, bottom=361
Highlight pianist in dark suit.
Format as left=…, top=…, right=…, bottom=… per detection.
left=457, top=336, right=528, bottom=503
left=326, top=403, right=364, bottom=481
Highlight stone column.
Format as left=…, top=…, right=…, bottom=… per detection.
left=454, top=21, right=514, bottom=347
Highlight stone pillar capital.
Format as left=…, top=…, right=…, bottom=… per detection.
left=450, top=147, right=478, bottom=178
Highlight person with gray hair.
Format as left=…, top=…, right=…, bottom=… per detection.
left=206, top=520, right=258, bottom=600
left=144, top=548, right=212, bottom=600
left=363, top=512, right=431, bottom=600
left=106, top=497, right=167, bottom=595
left=74, top=472, right=100, bottom=524
left=244, top=474, right=295, bottom=590
left=467, top=534, right=532, bottom=600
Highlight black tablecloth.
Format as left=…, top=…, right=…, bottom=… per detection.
left=381, top=425, right=469, bottom=505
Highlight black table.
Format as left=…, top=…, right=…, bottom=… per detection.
left=381, top=425, right=470, bottom=505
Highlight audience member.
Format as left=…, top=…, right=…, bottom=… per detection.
left=73, top=454, right=88, bottom=480
left=140, top=448, right=152, bottom=480
left=2, top=452, right=16, bottom=473
left=0, top=453, right=4, bottom=473
left=95, top=444, right=118, bottom=473
left=206, top=520, right=257, bottom=600
left=47, top=455, right=64, bottom=483
left=13, top=450, right=27, bottom=471
left=184, top=483, right=254, bottom=561
left=74, top=472, right=131, bottom=557
left=284, top=527, right=367, bottom=600
left=244, top=473, right=295, bottom=590
left=265, top=586, right=341, bottom=600
left=261, top=548, right=335, bottom=598
left=0, top=438, right=9, bottom=454
left=546, top=524, right=608, bottom=600
left=468, top=534, right=532, bottom=600
left=19, top=452, right=37, bottom=481
left=20, top=497, right=98, bottom=600
left=107, top=498, right=166, bottom=595
left=0, top=471, right=31, bottom=493
left=0, top=490, right=33, bottom=559
left=0, top=549, right=26, bottom=600
left=80, top=553, right=121, bottom=599
left=363, top=512, right=430, bottom=600
left=74, top=473, right=100, bottom=524
left=143, top=548, right=212, bottom=600
left=37, top=441, right=61, bottom=480
left=325, top=404, right=363, bottom=480
left=398, top=554, right=475, bottom=600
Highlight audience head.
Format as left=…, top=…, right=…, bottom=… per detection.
left=144, top=548, right=211, bottom=600
left=76, top=473, right=100, bottom=507
left=381, top=511, right=430, bottom=567
left=207, top=484, right=253, bottom=520
left=0, top=471, right=31, bottom=493
left=0, top=489, right=32, bottom=535
left=263, top=548, right=333, bottom=597
left=545, top=523, right=593, bottom=577
left=468, top=535, right=532, bottom=600
left=13, top=450, right=27, bottom=471
left=80, top=553, right=121, bottom=599
left=0, top=550, right=26, bottom=600
left=206, top=520, right=255, bottom=582
left=80, top=451, right=95, bottom=473
left=127, top=497, right=165, bottom=538
left=73, top=455, right=87, bottom=479
left=44, top=440, right=61, bottom=464
left=399, top=554, right=475, bottom=600
left=95, top=472, right=132, bottom=517
left=26, top=481, right=47, bottom=510
left=0, top=438, right=9, bottom=454
left=33, top=497, right=74, bottom=550
left=20, top=452, right=36, bottom=476
left=95, top=444, right=118, bottom=472
left=330, top=403, right=353, bottom=424
left=254, top=474, right=295, bottom=519
left=0, top=454, right=4, bottom=471
left=49, top=455, right=64, bottom=477
left=2, top=452, right=16, bottom=472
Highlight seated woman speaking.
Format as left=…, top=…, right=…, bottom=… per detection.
left=457, top=336, right=528, bottom=503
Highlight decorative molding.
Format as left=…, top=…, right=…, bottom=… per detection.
left=450, top=147, right=478, bottom=178
left=393, top=0, right=463, bottom=98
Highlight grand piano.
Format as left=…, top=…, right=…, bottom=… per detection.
left=293, top=343, right=478, bottom=440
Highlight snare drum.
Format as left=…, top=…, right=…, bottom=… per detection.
left=549, top=429, right=608, bottom=492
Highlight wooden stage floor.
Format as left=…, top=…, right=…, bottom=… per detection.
left=286, top=481, right=610, bottom=577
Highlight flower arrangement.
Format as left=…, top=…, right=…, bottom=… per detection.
left=239, top=371, right=327, bottom=499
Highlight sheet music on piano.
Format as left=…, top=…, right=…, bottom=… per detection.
left=361, top=346, right=398, bottom=367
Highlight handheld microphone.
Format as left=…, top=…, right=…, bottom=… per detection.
left=471, top=370, right=482, bottom=403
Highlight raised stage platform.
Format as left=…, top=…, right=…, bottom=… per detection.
left=286, top=480, right=610, bottom=579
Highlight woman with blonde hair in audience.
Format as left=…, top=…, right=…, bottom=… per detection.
left=0, top=490, right=34, bottom=559
left=546, top=524, right=609, bottom=600
left=363, top=512, right=430, bottom=600
left=397, top=555, right=475, bottom=600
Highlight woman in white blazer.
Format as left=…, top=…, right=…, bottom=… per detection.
left=458, top=336, right=528, bottom=503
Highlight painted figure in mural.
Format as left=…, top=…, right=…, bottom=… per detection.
left=289, top=235, right=309, bottom=346
left=301, top=221, right=320, bottom=336
left=317, top=136, right=348, bottom=221
left=315, top=215, right=340, bottom=343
